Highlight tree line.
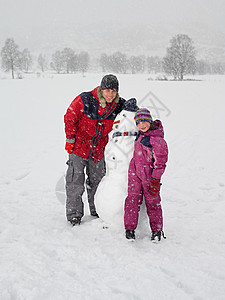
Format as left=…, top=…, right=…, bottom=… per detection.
left=1, top=35, right=225, bottom=80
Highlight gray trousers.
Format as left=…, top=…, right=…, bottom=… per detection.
left=65, top=154, right=106, bottom=221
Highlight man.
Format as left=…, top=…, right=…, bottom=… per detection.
left=64, top=74, right=138, bottom=226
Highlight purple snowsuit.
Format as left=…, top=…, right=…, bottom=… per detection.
left=124, top=120, right=168, bottom=232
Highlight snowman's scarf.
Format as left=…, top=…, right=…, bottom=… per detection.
left=112, top=131, right=138, bottom=138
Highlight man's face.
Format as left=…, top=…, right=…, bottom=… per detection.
left=102, top=89, right=117, bottom=103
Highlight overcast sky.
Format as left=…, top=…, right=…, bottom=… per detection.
left=0, top=0, right=224, bottom=55
left=1, top=0, right=225, bottom=32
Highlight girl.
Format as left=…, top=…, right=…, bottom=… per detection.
left=124, top=108, right=168, bottom=241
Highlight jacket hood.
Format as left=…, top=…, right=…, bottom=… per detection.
left=140, top=120, right=164, bottom=138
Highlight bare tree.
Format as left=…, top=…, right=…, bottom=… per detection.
left=1, top=38, right=21, bottom=79
left=20, top=48, right=33, bottom=72
left=163, top=34, right=196, bottom=80
left=99, top=53, right=109, bottom=72
left=110, top=52, right=129, bottom=74
left=38, top=54, right=48, bottom=72
left=78, top=51, right=90, bottom=76
left=147, top=56, right=162, bottom=74
left=50, top=50, right=64, bottom=73
left=129, top=55, right=145, bottom=74
left=61, top=48, right=75, bottom=73
left=70, top=54, right=79, bottom=73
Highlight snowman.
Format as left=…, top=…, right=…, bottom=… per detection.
left=95, top=111, right=137, bottom=228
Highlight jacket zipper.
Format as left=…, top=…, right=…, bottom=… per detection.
left=87, top=102, right=117, bottom=160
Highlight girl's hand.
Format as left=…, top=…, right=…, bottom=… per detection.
left=149, top=178, right=161, bottom=196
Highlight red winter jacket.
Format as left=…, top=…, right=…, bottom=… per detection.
left=64, top=87, right=138, bottom=162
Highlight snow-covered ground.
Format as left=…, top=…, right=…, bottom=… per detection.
left=0, top=73, right=225, bottom=300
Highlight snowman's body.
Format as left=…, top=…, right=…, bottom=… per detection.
left=95, top=111, right=138, bottom=228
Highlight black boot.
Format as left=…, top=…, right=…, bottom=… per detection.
left=91, top=211, right=99, bottom=218
left=70, top=217, right=81, bottom=226
left=125, top=230, right=135, bottom=240
left=151, top=231, right=166, bottom=242
left=89, top=204, right=99, bottom=218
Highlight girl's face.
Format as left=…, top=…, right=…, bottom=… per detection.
left=137, top=121, right=151, bottom=132
left=102, top=89, right=117, bottom=103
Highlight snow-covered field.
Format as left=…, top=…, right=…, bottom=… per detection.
left=0, top=73, right=225, bottom=300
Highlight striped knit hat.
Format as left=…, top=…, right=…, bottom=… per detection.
left=134, top=108, right=153, bottom=125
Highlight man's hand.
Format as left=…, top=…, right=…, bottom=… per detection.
left=65, top=140, right=75, bottom=154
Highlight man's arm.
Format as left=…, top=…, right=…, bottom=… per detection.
left=119, top=97, right=139, bottom=112
left=64, top=96, right=84, bottom=140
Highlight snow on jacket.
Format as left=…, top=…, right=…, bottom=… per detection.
left=64, top=86, right=138, bottom=163
left=129, top=120, right=168, bottom=182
